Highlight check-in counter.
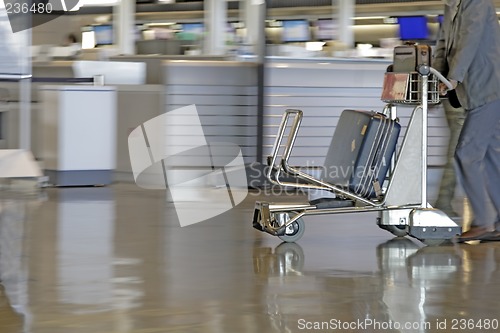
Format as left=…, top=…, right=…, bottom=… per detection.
left=4, top=56, right=450, bottom=186
left=263, top=57, right=449, bottom=167
left=161, top=57, right=448, bottom=168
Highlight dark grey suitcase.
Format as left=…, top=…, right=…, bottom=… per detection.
left=322, top=109, right=401, bottom=198
left=392, top=44, right=431, bottom=73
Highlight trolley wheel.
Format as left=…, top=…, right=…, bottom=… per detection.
left=381, top=225, right=408, bottom=237
left=421, top=239, right=447, bottom=247
left=278, top=217, right=305, bottom=243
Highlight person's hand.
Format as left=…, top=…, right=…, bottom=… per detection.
left=439, top=79, right=458, bottom=95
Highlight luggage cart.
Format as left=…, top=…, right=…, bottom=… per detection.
left=252, top=64, right=462, bottom=246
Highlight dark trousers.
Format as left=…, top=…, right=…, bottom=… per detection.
left=455, top=99, right=500, bottom=230
left=436, top=100, right=465, bottom=211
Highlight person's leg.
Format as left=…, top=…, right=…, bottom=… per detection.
left=483, top=120, right=500, bottom=233
left=435, top=100, right=465, bottom=215
left=455, top=99, right=500, bottom=240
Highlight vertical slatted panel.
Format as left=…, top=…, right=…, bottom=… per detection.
left=163, top=61, right=259, bottom=165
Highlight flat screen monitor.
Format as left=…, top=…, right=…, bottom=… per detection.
left=178, top=23, right=204, bottom=41
left=94, top=25, right=113, bottom=46
left=397, top=16, right=428, bottom=40
left=316, top=19, right=337, bottom=41
left=182, top=23, right=204, bottom=35
left=282, top=20, right=310, bottom=43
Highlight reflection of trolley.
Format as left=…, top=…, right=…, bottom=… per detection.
left=252, top=63, right=461, bottom=246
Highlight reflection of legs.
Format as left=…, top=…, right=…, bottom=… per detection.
left=455, top=100, right=500, bottom=230
left=436, top=101, right=465, bottom=215
left=0, top=284, right=23, bottom=331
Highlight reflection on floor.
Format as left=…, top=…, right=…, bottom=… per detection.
left=0, top=182, right=499, bottom=333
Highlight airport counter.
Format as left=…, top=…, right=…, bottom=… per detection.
left=162, top=57, right=449, bottom=168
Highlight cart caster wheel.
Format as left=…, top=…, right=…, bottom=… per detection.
left=421, top=239, right=447, bottom=247
left=278, top=218, right=305, bottom=243
left=381, top=225, right=408, bottom=237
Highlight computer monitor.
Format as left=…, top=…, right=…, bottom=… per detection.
left=94, top=25, right=114, bottom=46
left=397, top=16, right=428, bottom=41
left=282, top=19, right=310, bottom=43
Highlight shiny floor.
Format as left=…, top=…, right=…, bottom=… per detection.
left=0, top=178, right=499, bottom=333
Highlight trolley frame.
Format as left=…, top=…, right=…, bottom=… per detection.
left=252, top=65, right=462, bottom=245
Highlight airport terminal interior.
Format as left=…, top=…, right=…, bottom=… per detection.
left=1, top=0, right=500, bottom=332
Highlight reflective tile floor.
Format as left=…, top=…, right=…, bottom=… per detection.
left=0, top=181, right=499, bottom=333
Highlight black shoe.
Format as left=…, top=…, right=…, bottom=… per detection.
left=456, top=226, right=493, bottom=243
left=480, top=231, right=500, bottom=242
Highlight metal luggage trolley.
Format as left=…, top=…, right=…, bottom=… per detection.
left=252, top=64, right=462, bottom=245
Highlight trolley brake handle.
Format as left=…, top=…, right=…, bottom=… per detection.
left=430, top=67, right=454, bottom=90
left=417, top=65, right=454, bottom=90
left=418, top=65, right=460, bottom=107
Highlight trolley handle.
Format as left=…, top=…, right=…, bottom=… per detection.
left=266, top=109, right=303, bottom=181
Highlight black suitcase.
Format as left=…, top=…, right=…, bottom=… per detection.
left=392, top=44, right=431, bottom=73
left=322, top=109, right=401, bottom=198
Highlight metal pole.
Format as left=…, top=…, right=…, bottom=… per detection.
left=336, top=0, right=355, bottom=49
left=19, top=17, right=32, bottom=151
left=19, top=77, right=31, bottom=150
left=421, top=74, right=428, bottom=208
left=256, top=0, right=266, bottom=164
left=114, top=0, right=136, bottom=55
left=205, top=0, right=227, bottom=55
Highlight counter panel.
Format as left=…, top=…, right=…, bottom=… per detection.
left=163, top=61, right=259, bottom=166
